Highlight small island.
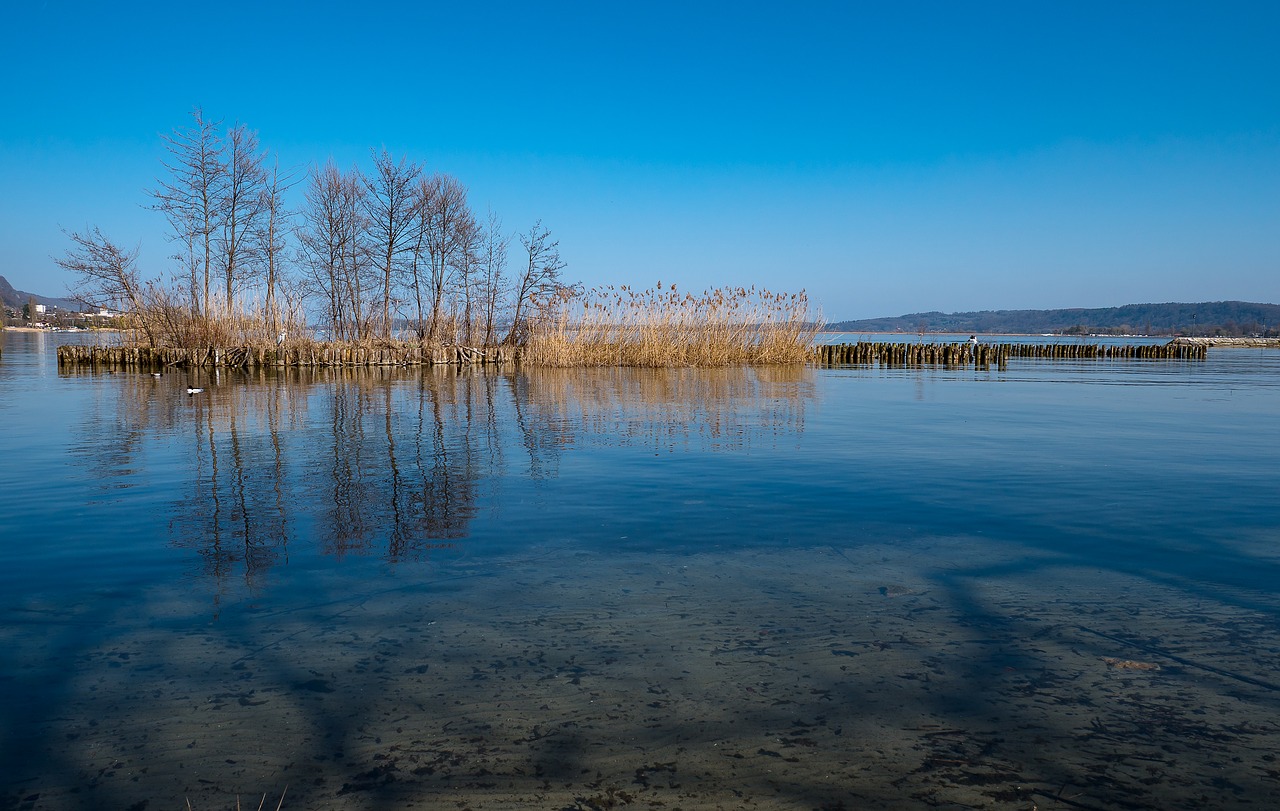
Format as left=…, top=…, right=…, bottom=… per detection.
left=38, top=112, right=819, bottom=371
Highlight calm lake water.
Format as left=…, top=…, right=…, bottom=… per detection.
left=2, top=330, right=1279, bottom=810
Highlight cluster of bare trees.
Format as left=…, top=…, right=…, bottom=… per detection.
left=296, top=152, right=530, bottom=345
left=58, top=109, right=569, bottom=348
left=149, top=110, right=293, bottom=334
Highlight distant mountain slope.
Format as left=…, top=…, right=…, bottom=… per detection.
left=0, top=275, right=83, bottom=311
left=828, top=301, right=1280, bottom=336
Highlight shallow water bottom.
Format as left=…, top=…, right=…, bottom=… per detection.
left=5, top=535, right=1280, bottom=811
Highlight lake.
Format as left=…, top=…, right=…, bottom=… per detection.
left=2, top=330, right=1279, bottom=810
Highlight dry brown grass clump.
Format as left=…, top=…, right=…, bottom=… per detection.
left=99, top=288, right=311, bottom=353
left=521, top=283, right=822, bottom=367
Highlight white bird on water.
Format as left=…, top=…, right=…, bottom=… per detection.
left=187, top=387, right=204, bottom=396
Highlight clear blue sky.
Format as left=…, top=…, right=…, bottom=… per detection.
left=2, top=1, right=1276, bottom=320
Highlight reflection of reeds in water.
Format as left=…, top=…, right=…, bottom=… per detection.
left=522, top=284, right=823, bottom=367
left=518, top=365, right=814, bottom=451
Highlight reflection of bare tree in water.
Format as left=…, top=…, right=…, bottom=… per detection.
left=397, top=369, right=494, bottom=557
left=176, top=376, right=296, bottom=593
left=321, top=376, right=372, bottom=557
left=74, top=364, right=813, bottom=592
left=506, top=369, right=572, bottom=480
left=70, top=372, right=175, bottom=487
left=159, top=367, right=499, bottom=572
left=303, top=367, right=497, bottom=560
left=67, top=369, right=300, bottom=597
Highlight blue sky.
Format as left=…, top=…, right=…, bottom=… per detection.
left=1, top=1, right=1276, bottom=319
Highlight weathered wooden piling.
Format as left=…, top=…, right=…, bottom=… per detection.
left=811, top=341, right=1206, bottom=368
left=56, top=343, right=516, bottom=370
left=988, top=342, right=1207, bottom=361
left=810, top=342, right=1007, bottom=368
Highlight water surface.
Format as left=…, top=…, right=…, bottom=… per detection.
left=2, top=331, right=1278, bottom=810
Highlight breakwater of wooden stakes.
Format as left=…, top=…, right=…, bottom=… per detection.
left=55, top=343, right=515, bottom=370
left=811, top=341, right=1207, bottom=368
left=54, top=340, right=1209, bottom=370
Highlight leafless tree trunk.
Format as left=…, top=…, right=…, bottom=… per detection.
left=364, top=149, right=422, bottom=339
left=477, top=210, right=509, bottom=347
left=217, top=124, right=268, bottom=319
left=451, top=215, right=482, bottom=345
left=406, top=211, right=429, bottom=341
left=256, top=157, right=296, bottom=340
left=149, top=108, right=224, bottom=317
left=340, top=169, right=373, bottom=340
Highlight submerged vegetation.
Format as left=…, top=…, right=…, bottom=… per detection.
left=54, top=109, right=818, bottom=367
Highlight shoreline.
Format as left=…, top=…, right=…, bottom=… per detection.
left=2, top=326, right=118, bottom=333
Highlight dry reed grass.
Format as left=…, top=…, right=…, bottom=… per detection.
left=96, top=282, right=820, bottom=368
left=521, top=283, right=822, bottom=367
left=109, top=287, right=312, bottom=353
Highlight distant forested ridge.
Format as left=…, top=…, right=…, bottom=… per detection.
left=827, top=301, right=1280, bottom=337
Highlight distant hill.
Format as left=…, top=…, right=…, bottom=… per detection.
left=827, top=301, right=1280, bottom=337
left=0, top=274, right=83, bottom=312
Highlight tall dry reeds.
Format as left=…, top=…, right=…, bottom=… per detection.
left=89, top=281, right=821, bottom=369
left=521, top=283, right=823, bottom=366
left=107, top=287, right=313, bottom=353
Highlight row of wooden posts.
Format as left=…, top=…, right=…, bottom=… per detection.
left=52, top=340, right=1207, bottom=370
left=55, top=343, right=515, bottom=370
left=810, top=341, right=1207, bottom=368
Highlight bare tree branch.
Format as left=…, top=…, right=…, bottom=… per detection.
left=506, top=220, right=567, bottom=345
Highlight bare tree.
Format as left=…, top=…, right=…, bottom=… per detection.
left=339, top=168, right=373, bottom=340
left=363, top=149, right=422, bottom=339
left=55, top=227, right=156, bottom=345
left=296, top=161, right=371, bottom=340
left=448, top=214, right=483, bottom=345
left=149, top=108, right=224, bottom=317
left=296, top=170, right=336, bottom=336
left=506, top=220, right=567, bottom=345
left=255, top=157, right=297, bottom=340
left=405, top=197, right=429, bottom=341
left=476, top=208, right=509, bottom=345
left=217, top=123, right=268, bottom=317
left=417, top=173, right=475, bottom=343
left=476, top=209, right=509, bottom=346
